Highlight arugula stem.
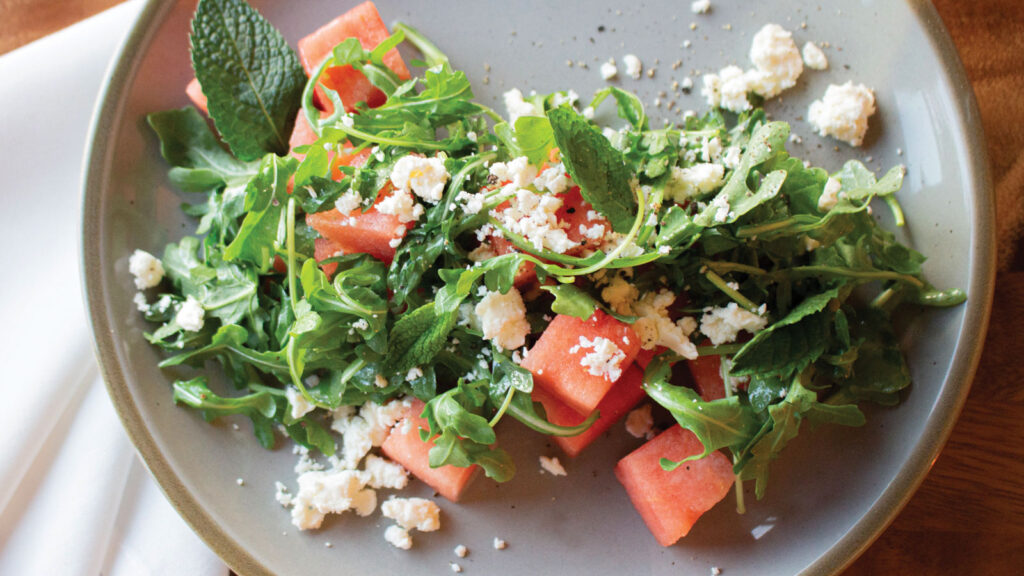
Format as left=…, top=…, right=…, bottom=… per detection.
left=489, top=386, right=516, bottom=427
left=704, top=269, right=761, bottom=313
left=785, top=266, right=925, bottom=288
left=392, top=22, right=449, bottom=67
left=695, top=343, right=744, bottom=356
left=286, top=197, right=299, bottom=312
left=702, top=260, right=770, bottom=277
left=884, top=195, right=906, bottom=227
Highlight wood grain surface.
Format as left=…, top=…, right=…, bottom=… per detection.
left=2, top=1, right=1021, bottom=574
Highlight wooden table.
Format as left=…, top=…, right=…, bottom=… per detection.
left=3, top=1, right=1021, bottom=574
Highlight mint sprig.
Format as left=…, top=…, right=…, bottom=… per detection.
left=190, top=0, right=305, bottom=160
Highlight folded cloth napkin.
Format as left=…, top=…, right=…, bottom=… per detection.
left=0, top=2, right=227, bottom=574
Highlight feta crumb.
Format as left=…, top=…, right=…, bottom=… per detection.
left=493, top=537, right=507, bottom=550
left=286, top=387, right=316, bottom=419
left=128, top=249, right=164, bottom=289
left=747, top=24, right=803, bottom=97
left=622, top=54, right=643, bottom=79
left=691, top=0, right=711, bottom=14
left=289, top=469, right=376, bottom=530
left=454, top=544, right=468, bottom=558
left=600, top=58, right=618, bottom=80
left=801, top=42, right=828, bottom=70
left=664, top=163, right=726, bottom=202
left=503, top=88, right=538, bottom=123
left=274, top=481, right=293, bottom=507
left=455, top=190, right=487, bottom=214
left=817, top=176, right=843, bottom=211
left=236, top=478, right=245, bottom=486
left=175, top=296, right=205, bottom=332
left=475, top=288, right=531, bottom=351
left=602, top=280, right=699, bottom=360
left=363, top=454, right=409, bottom=489
left=575, top=336, right=627, bottom=382
left=489, top=156, right=538, bottom=188
left=701, top=65, right=754, bottom=113
left=490, top=186, right=574, bottom=254
left=721, top=146, right=742, bottom=170
left=376, top=188, right=424, bottom=224
left=391, top=155, right=449, bottom=204
left=133, top=292, right=149, bottom=312
left=381, top=496, right=441, bottom=532
left=625, top=404, right=654, bottom=438
left=333, top=191, right=362, bottom=214
left=711, top=193, right=731, bottom=223
left=711, top=567, right=722, bottom=576
left=808, top=81, right=876, bottom=146
left=700, top=303, right=769, bottom=345
left=374, top=374, right=389, bottom=388
left=384, top=525, right=413, bottom=550
left=534, top=164, right=570, bottom=194
left=451, top=563, right=463, bottom=573
left=539, top=455, right=567, bottom=476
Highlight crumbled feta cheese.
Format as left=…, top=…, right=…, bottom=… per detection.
left=801, top=42, right=828, bottom=70
left=491, top=187, right=574, bottom=253
left=625, top=404, right=654, bottom=438
left=722, top=146, right=742, bottom=169
left=600, top=58, right=618, bottom=80
left=274, top=481, right=293, bottom=507
left=534, top=164, right=570, bottom=194
left=503, top=88, right=538, bottom=123
left=808, top=81, right=876, bottom=146
left=575, top=336, right=627, bottom=382
left=176, top=296, right=205, bottom=332
left=711, top=193, right=731, bottom=223
left=701, top=65, right=754, bottom=113
left=128, top=249, right=164, bottom=289
left=691, top=0, right=711, bottom=14
left=454, top=544, right=468, bottom=558
left=286, top=387, right=316, bottom=419
left=451, top=563, right=463, bottom=573
left=490, top=156, right=538, bottom=187
left=701, top=136, right=723, bottom=163
left=374, top=374, right=389, bottom=388
left=363, top=454, right=409, bottom=490
left=747, top=24, right=803, bottom=97
left=493, top=537, right=507, bottom=550
left=602, top=280, right=699, bottom=360
left=539, top=455, right=567, bottom=476
left=700, top=303, right=769, bottom=345
left=600, top=231, right=644, bottom=258
left=359, top=397, right=414, bottom=446
left=290, top=469, right=376, bottom=530
left=455, top=190, right=487, bottom=214
left=475, top=288, right=531, bottom=351
left=381, top=496, right=441, bottom=532
left=376, top=189, right=424, bottom=224
left=405, top=366, right=423, bottom=382
left=391, top=155, right=449, bottom=204
left=384, top=525, right=413, bottom=550
left=664, top=163, right=726, bottom=202
left=623, top=54, right=643, bottom=79
left=333, top=191, right=362, bottom=214
left=817, top=176, right=843, bottom=211
left=133, top=292, right=149, bottom=312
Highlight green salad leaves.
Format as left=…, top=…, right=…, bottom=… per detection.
left=135, top=0, right=965, bottom=516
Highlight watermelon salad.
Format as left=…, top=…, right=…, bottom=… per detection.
left=130, top=0, right=966, bottom=550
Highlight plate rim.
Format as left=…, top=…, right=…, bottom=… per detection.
left=80, top=1, right=996, bottom=575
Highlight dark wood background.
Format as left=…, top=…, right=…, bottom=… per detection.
left=2, top=1, right=1021, bottom=573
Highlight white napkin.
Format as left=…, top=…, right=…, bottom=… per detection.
left=0, top=2, right=228, bottom=574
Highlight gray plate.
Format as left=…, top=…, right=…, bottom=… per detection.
left=82, top=1, right=994, bottom=574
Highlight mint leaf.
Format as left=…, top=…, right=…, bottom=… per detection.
left=190, top=0, right=305, bottom=160
left=539, top=284, right=598, bottom=320
left=385, top=302, right=456, bottom=381
left=494, top=115, right=555, bottom=166
left=547, top=107, right=637, bottom=233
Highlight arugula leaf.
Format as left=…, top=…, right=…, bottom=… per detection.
left=223, top=154, right=297, bottom=271
left=190, top=0, right=305, bottom=160
left=547, top=107, right=637, bottom=232
left=730, top=286, right=843, bottom=378
left=539, top=284, right=598, bottom=320
left=589, top=86, right=648, bottom=131
left=147, top=107, right=259, bottom=191
left=494, top=115, right=555, bottom=166
left=172, top=377, right=277, bottom=448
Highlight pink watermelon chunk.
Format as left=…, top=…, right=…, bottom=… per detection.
left=615, top=425, right=735, bottom=546
left=522, top=310, right=640, bottom=415
left=532, top=364, right=646, bottom=457
left=380, top=400, right=479, bottom=502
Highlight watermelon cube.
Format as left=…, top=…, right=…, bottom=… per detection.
left=380, top=400, right=478, bottom=502
left=687, top=355, right=727, bottom=402
left=533, top=364, right=646, bottom=457
left=615, top=425, right=735, bottom=546
left=298, top=1, right=411, bottom=114
left=522, top=310, right=640, bottom=415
